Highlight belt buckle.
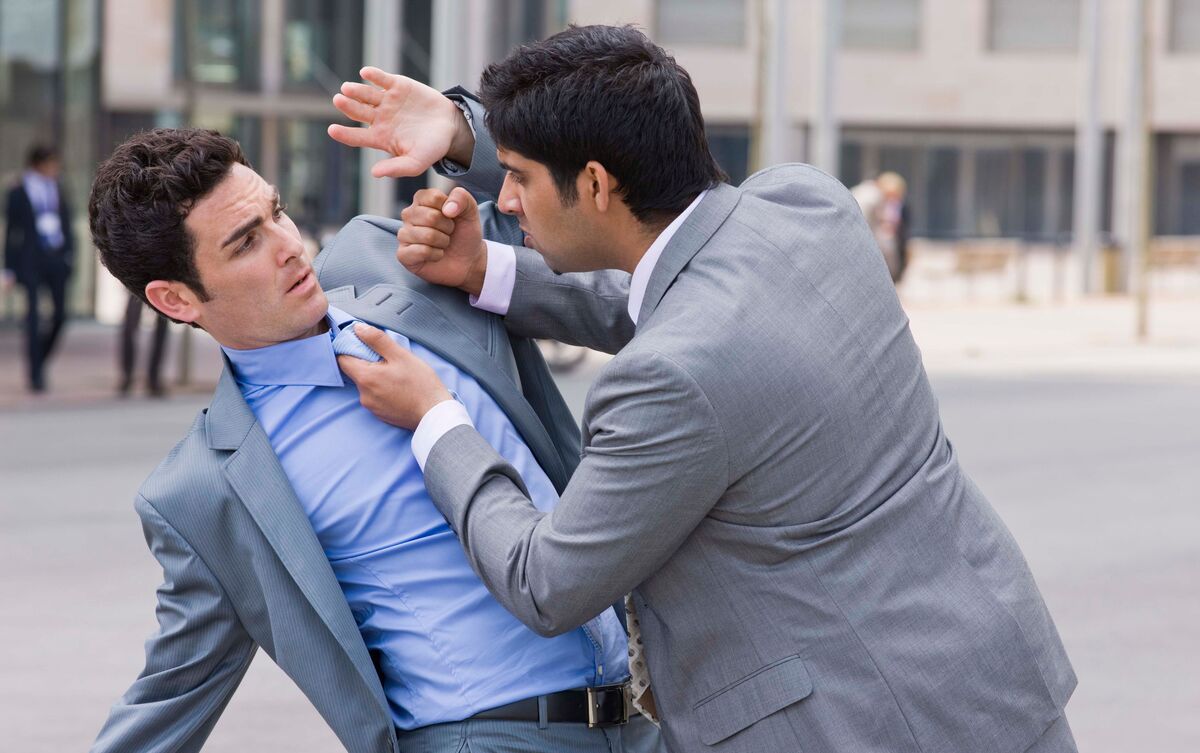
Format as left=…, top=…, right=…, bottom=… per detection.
left=586, top=683, right=630, bottom=728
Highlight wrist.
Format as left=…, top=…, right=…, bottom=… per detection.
left=421, top=389, right=455, bottom=418
left=446, top=104, right=475, bottom=168
left=463, top=242, right=487, bottom=298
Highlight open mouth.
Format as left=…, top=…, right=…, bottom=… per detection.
left=287, top=270, right=312, bottom=294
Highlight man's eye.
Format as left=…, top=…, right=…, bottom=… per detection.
left=508, top=171, right=522, bottom=185
left=273, top=203, right=286, bottom=219
left=238, top=232, right=256, bottom=253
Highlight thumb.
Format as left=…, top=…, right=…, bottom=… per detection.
left=371, top=154, right=428, bottom=179
left=441, top=187, right=478, bottom=222
left=354, top=323, right=404, bottom=361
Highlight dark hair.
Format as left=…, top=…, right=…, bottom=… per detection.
left=89, top=128, right=247, bottom=315
left=27, top=144, right=58, bottom=167
left=478, top=24, right=726, bottom=226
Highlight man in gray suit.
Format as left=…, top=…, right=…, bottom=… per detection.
left=87, top=128, right=663, bottom=752
left=331, top=25, right=1077, bottom=753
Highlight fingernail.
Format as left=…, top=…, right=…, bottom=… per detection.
left=444, top=201, right=458, bottom=215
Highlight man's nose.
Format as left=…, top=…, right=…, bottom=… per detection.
left=497, top=175, right=521, bottom=216
left=273, top=225, right=303, bottom=265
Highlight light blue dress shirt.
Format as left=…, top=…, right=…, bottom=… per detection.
left=222, top=306, right=628, bottom=730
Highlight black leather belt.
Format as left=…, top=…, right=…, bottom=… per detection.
left=469, top=681, right=631, bottom=727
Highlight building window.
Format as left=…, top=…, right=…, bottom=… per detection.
left=655, top=0, right=746, bottom=47
left=840, top=131, right=1110, bottom=242
left=706, top=124, right=750, bottom=185
left=1155, top=134, right=1200, bottom=235
left=174, top=0, right=261, bottom=88
left=842, top=0, right=920, bottom=51
left=988, top=0, right=1079, bottom=52
left=280, top=119, right=360, bottom=235
left=0, top=0, right=61, bottom=166
left=1169, top=0, right=1200, bottom=53
left=925, top=147, right=959, bottom=238
left=284, top=0, right=364, bottom=92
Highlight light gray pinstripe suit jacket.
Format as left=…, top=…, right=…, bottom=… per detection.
left=419, top=97, right=1078, bottom=752
left=90, top=214, right=583, bottom=753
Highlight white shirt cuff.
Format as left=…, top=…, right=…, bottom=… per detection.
left=469, top=240, right=517, bottom=315
left=412, top=398, right=473, bottom=471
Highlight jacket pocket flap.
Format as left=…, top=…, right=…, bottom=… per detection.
left=692, top=655, right=813, bottom=746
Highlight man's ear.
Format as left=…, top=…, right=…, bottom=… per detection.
left=144, top=280, right=200, bottom=325
left=581, top=161, right=616, bottom=213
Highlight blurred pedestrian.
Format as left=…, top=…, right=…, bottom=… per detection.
left=877, top=171, right=911, bottom=282
left=851, top=172, right=910, bottom=283
left=118, top=293, right=170, bottom=397
left=4, top=145, right=75, bottom=392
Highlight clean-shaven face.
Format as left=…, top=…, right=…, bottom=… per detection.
left=183, top=163, right=327, bottom=349
left=495, top=147, right=613, bottom=273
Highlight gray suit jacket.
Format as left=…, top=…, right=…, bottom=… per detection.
left=91, top=214, right=581, bottom=753
left=423, top=99, right=1076, bottom=752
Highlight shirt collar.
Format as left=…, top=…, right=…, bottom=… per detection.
left=23, top=171, right=52, bottom=202
left=627, top=190, right=708, bottom=325
left=222, top=305, right=356, bottom=387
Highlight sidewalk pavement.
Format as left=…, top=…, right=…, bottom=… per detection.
left=1, top=293, right=1197, bottom=411
left=903, top=294, right=1200, bottom=379
left=0, top=320, right=225, bottom=411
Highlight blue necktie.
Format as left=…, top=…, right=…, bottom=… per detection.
left=331, top=321, right=383, bottom=363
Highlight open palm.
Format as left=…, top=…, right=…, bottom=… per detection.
left=328, top=67, right=461, bottom=178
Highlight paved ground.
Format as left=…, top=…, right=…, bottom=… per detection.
left=1, top=296, right=1198, bottom=751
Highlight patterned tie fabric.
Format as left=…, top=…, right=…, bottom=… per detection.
left=331, top=322, right=383, bottom=362
left=624, top=594, right=660, bottom=724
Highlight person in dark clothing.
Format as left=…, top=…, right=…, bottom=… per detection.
left=4, top=145, right=75, bottom=392
left=118, top=294, right=170, bottom=397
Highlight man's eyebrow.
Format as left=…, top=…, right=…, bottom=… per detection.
left=220, top=187, right=281, bottom=250
left=498, top=160, right=521, bottom=175
left=221, top=215, right=263, bottom=250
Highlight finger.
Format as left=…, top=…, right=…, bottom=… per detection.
left=442, top=186, right=478, bottom=221
left=327, top=123, right=374, bottom=149
left=370, top=154, right=429, bottom=179
left=402, top=226, right=451, bottom=249
left=354, top=323, right=405, bottom=361
left=396, top=244, right=444, bottom=269
left=340, top=81, right=382, bottom=106
left=360, top=66, right=401, bottom=90
left=332, top=93, right=376, bottom=124
left=411, top=188, right=449, bottom=210
left=336, top=354, right=369, bottom=383
left=400, top=205, right=455, bottom=235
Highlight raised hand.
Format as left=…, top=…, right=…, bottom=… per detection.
left=328, top=67, right=475, bottom=178
left=397, top=187, right=487, bottom=296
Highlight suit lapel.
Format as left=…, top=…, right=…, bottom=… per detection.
left=205, top=367, right=391, bottom=716
left=637, top=183, right=742, bottom=325
left=328, top=285, right=573, bottom=492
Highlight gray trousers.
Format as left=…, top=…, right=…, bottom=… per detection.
left=395, top=714, right=666, bottom=753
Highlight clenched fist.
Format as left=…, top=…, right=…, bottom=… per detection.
left=397, top=187, right=487, bottom=297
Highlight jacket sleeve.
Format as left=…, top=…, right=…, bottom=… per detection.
left=501, top=246, right=636, bottom=354
left=91, top=496, right=256, bottom=753
left=423, top=349, right=729, bottom=636
left=436, top=90, right=507, bottom=203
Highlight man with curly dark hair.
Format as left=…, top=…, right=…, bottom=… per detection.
left=87, top=127, right=662, bottom=753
